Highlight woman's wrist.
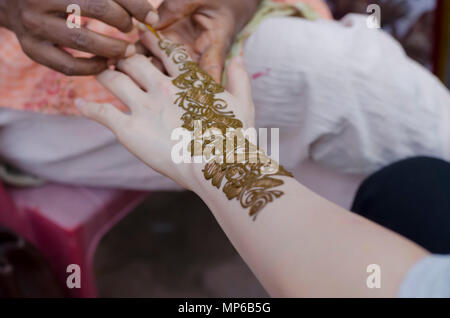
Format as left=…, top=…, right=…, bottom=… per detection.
left=184, top=161, right=212, bottom=196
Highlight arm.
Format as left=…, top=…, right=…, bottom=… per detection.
left=192, top=168, right=427, bottom=297
left=76, top=31, right=428, bottom=297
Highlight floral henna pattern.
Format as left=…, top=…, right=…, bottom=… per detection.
left=157, top=33, right=293, bottom=218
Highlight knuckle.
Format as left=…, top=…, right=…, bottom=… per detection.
left=118, top=19, right=133, bottom=32
left=91, top=61, right=107, bottom=74
left=85, top=0, right=109, bottom=19
left=121, top=57, right=135, bottom=68
left=61, top=66, right=76, bottom=76
left=118, top=58, right=132, bottom=70
left=157, top=78, right=176, bottom=95
left=60, top=61, right=77, bottom=76
left=134, top=54, right=148, bottom=62
left=96, top=103, right=112, bottom=119
left=118, top=55, right=143, bottom=72
left=166, top=0, right=182, bottom=13
left=129, top=0, right=151, bottom=11
left=87, top=0, right=131, bottom=31
left=109, top=44, right=126, bottom=57
left=128, top=54, right=147, bottom=65
left=21, top=11, right=40, bottom=31
left=107, top=70, right=126, bottom=82
left=70, top=29, right=90, bottom=49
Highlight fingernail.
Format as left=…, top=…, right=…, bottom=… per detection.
left=124, top=44, right=136, bottom=58
left=74, top=98, right=87, bottom=110
left=145, top=11, right=159, bottom=25
left=137, top=22, right=147, bottom=32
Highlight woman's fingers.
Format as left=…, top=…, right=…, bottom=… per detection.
left=162, top=29, right=199, bottom=62
left=140, top=30, right=191, bottom=77
left=134, top=41, right=166, bottom=73
left=117, top=54, right=166, bottom=92
left=75, top=98, right=128, bottom=133
left=96, top=69, right=148, bottom=112
left=226, top=56, right=253, bottom=105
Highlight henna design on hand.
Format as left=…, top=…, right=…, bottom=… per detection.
left=154, top=27, right=293, bottom=218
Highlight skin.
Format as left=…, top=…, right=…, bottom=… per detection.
left=0, top=0, right=260, bottom=80
left=153, top=0, right=262, bottom=82
left=76, top=31, right=429, bottom=297
left=0, top=0, right=158, bottom=75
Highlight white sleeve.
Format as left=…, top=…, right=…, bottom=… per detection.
left=398, top=255, right=450, bottom=298
left=244, top=14, right=450, bottom=175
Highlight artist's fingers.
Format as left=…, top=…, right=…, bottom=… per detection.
left=96, top=69, right=148, bottom=112
left=153, top=0, right=196, bottom=29
left=114, top=0, right=159, bottom=25
left=198, top=38, right=228, bottom=83
left=117, top=54, right=166, bottom=92
left=193, top=29, right=211, bottom=55
left=225, top=57, right=253, bottom=105
left=140, top=31, right=191, bottom=77
left=20, top=36, right=106, bottom=75
left=75, top=98, right=129, bottom=133
left=28, top=14, right=133, bottom=58
left=45, top=0, right=134, bottom=32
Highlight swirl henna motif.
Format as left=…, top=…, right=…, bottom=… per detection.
left=155, top=31, right=293, bottom=218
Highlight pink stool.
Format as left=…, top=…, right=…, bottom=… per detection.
left=0, top=181, right=148, bottom=297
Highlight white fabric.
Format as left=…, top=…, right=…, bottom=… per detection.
left=398, top=255, right=450, bottom=298
left=0, top=14, right=448, bottom=208
left=245, top=15, right=450, bottom=175
left=0, top=108, right=182, bottom=191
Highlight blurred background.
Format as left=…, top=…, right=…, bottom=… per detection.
left=0, top=0, right=448, bottom=297
left=326, top=0, right=449, bottom=86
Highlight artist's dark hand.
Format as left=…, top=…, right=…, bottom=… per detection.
left=154, top=0, right=261, bottom=82
left=0, top=0, right=158, bottom=76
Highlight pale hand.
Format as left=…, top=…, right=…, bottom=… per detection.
left=76, top=31, right=255, bottom=191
